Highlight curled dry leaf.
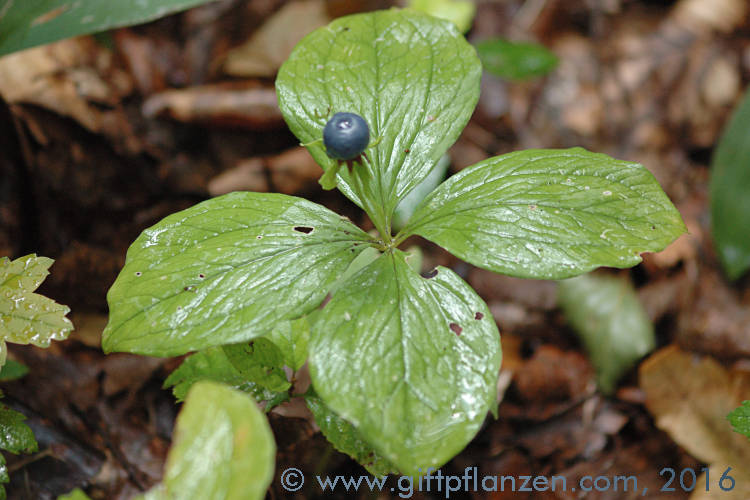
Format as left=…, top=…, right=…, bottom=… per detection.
left=640, top=345, right=750, bottom=499
left=142, top=83, right=283, bottom=129
left=0, top=37, right=133, bottom=136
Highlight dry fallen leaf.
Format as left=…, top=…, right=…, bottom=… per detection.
left=0, top=37, right=132, bottom=135
left=142, top=83, right=283, bottom=129
left=223, top=0, right=330, bottom=78
left=640, top=345, right=750, bottom=499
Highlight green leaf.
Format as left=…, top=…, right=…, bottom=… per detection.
left=0, top=454, right=7, bottom=484
left=0, top=405, right=38, bottom=455
left=400, top=148, right=686, bottom=279
left=393, top=154, right=450, bottom=231
left=57, top=488, right=93, bottom=500
left=408, top=0, right=475, bottom=33
left=163, top=347, right=288, bottom=409
left=0, top=360, right=29, bottom=382
left=276, top=9, right=481, bottom=236
left=265, top=317, right=309, bottom=372
left=306, top=391, right=396, bottom=476
left=150, top=381, right=275, bottom=500
left=710, top=87, right=750, bottom=279
left=309, top=250, right=501, bottom=474
left=475, top=39, right=558, bottom=80
left=102, top=192, right=373, bottom=357
left=557, top=273, right=655, bottom=394
left=223, top=338, right=291, bottom=393
left=0, top=255, right=73, bottom=367
left=0, top=0, right=219, bottom=57
left=728, top=401, right=750, bottom=439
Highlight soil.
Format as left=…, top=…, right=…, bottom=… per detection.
left=1, top=0, right=749, bottom=499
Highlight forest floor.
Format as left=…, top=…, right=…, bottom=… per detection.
left=1, top=0, right=749, bottom=498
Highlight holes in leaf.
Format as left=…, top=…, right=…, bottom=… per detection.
left=294, top=226, right=314, bottom=234
left=474, top=312, right=484, bottom=320
left=184, top=285, right=196, bottom=292
left=449, top=323, right=462, bottom=336
left=135, top=271, right=142, bottom=277
left=198, top=273, right=205, bottom=279
left=423, top=268, right=438, bottom=279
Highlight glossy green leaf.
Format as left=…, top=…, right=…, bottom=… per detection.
left=0, top=0, right=218, bottom=56
left=0, top=405, right=38, bottom=455
left=710, top=88, right=750, bottom=279
left=0, top=360, right=28, bottom=381
left=393, top=154, right=450, bottom=231
left=408, top=0, right=475, bottom=33
left=0, top=255, right=73, bottom=367
left=223, top=338, right=290, bottom=393
left=400, top=148, right=686, bottom=279
left=57, top=488, right=93, bottom=500
left=163, top=347, right=287, bottom=408
left=102, top=192, right=373, bottom=357
left=148, top=381, right=275, bottom=500
left=557, top=273, right=655, bottom=394
left=276, top=9, right=481, bottom=236
left=476, top=39, right=558, bottom=80
left=309, top=250, right=501, bottom=474
left=306, top=391, right=396, bottom=476
left=0, top=455, right=7, bottom=493
left=265, top=317, right=309, bottom=372
left=728, top=401, right=750, bottom=440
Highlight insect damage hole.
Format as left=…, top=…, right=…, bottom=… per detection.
left=423, top=268, right=438, bottom=279
left=474, top=312, right=484, bottom=320
left=294, top=226, right=314, bottom=234
left=449, top=323, right=463, bottom=335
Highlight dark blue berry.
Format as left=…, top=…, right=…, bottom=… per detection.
left=323, top=112, right=370, bottom=161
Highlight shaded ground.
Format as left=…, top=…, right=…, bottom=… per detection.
left=1, top=0, right=749, bottom=498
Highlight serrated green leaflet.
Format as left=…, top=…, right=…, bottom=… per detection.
left=309, top=250, right=501, bottom=474
left=306, top=391, right=396, bottom=477
left=0, top=405, right=38, bottom=455
left=223, top=338, right=290, bottom=393
left=0, top=454, right=6, bottom=498
left=399, top=148, right=686, bottom=279
left=102, top=192, right=373, bottom=357
left=728, top=401, right=750, bottom=439
left=276, top=9, right=481, bottom=237
left=476, top=39, right=558, bottom=81
left=265, top=317, right=309, bottom=372
left=558, top=273, right=655, bottom=394
left=147, top=381, right=275, bottom=500
left=0, top=254, right=73, bottom=367
left=0, top=0, right=218, bottom=56
left=163, top=346, right=288, bottom=408
left=710, top=88, right=750, bottom=280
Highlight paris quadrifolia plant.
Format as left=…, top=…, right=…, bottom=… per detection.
left=101, top=9, right=685, bottom=476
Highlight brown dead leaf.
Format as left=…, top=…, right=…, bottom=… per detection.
left=640, top=345, right=750, bottom=499
left=223, top=0, right=330, bottom=78
left=142, top=83, right=283, bottom=129
left=207, top=158, right=268, bottom=196
left=672, top=0, right=748, bottom=34
left=678, top=272, right=750, bottom=359
left=0, top=37, right=134, bottom=141
left=267, top=146, right=322, bottom=194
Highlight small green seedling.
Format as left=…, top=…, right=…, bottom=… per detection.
left=102, top=9, right=685, bottom=475
left=0, top=254, right=72, bottom=497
